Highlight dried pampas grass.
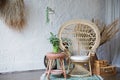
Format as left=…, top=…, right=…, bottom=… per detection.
left=92, top=19, right=119, bottom=46
left=0, top=0, right=6, bottom=9
left=0, top=0, right=25, bottom=31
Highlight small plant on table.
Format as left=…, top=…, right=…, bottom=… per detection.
left=49, top=32, right=60, bottom=53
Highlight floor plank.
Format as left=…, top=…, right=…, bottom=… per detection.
left=0, top=70, right=120, bottom=80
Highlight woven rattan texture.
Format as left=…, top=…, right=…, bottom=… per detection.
left=58, top=20, right=100, bottom=56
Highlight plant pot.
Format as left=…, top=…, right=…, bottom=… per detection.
left=53, top=46, right=59, bottom=53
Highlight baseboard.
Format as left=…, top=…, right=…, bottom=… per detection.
left=0, top=69, right=45, bottom=75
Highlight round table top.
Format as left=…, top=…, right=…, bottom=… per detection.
left=46, top=52, right=66, bottom=59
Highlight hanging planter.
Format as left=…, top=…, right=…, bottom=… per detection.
left=0, top=0, right=25, bottom=31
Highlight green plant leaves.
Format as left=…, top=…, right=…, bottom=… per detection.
left=49, top=32, right=60, bottom=47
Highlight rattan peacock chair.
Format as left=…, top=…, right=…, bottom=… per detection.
left=58, top=20, right=100, bottom=77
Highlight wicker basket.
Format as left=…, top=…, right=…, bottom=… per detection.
left=93, top=60, right=116, bottom=76
left=94, top=60, right=108, bottom=67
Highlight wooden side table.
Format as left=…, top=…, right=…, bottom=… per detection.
left=45, top=52, right=66, bottom=80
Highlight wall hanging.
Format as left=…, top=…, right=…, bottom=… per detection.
left=46, top=6, right=55, bottom=23
left=46, top=0, right=55, bottom=23
left=0, top=0, right=25, bottom=31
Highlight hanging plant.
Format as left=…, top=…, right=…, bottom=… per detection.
left=0, top=0, right=25, bottom=31
left=46, top=7, right=50, bottom=23
left=46, top=6, right=55, bottom=23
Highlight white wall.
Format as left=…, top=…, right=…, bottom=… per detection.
left=0, top=0, right=105, bottom=73
left=97, top=0, right=120, bottom=70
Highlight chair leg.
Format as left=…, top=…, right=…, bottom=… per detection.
left=47, top=60, right=52, bottom=79
left=67, top=58, right=71, bottom=74
left=60, top=59, right=66, bottom=78
left=89, top=60, right=92, bottom=76
left=62, top=59, right=66, bottom=78
left=46, top=60, right=49, bottom=76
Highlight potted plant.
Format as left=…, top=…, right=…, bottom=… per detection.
left=43, top=32, right=63, bottom=69
left=49, top=32, right=60, bottom=53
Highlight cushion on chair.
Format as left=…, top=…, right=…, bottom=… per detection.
left=70, top=56, right=90, bottom=62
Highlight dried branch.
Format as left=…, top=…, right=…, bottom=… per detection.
left=92, top=18, right=119, bottom=46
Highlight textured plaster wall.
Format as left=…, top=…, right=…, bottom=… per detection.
left=0, top=0, right=105, bottom=72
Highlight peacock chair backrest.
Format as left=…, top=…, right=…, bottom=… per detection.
left=58, top=20, right=100, bottom=56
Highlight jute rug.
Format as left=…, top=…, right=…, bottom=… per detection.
left=40, top=73, right=103, bottom=80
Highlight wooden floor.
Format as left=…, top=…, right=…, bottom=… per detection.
left=0, top=70, right=120, bottom=80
